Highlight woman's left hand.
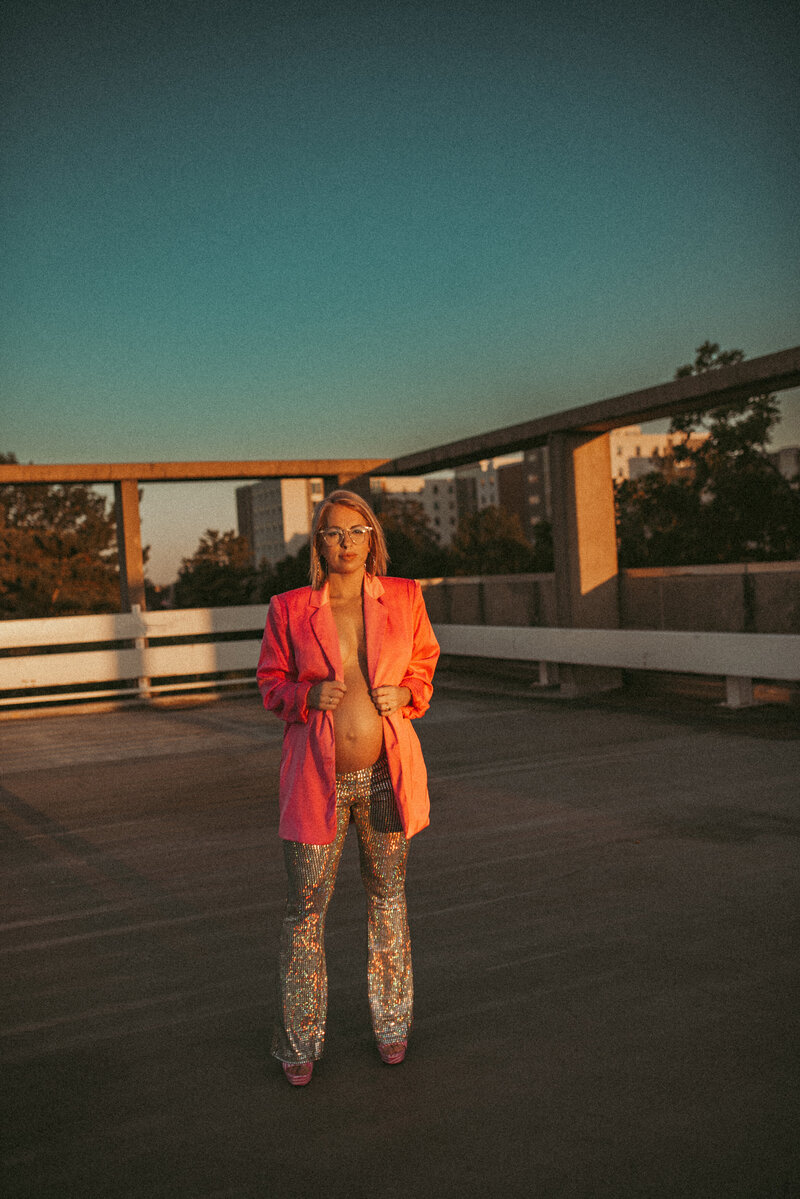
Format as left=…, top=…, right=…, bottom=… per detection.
left=370, top=685, right=412, bottom=716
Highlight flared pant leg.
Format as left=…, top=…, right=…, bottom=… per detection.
left=272, top=756, right=412, bottom=1063
left=350, top=758, right=413, bottom=1046
left=271, top=820, right=348, bottom=1063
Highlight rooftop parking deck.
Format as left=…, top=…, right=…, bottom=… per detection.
left=2, top=683, right=799, bottom=1198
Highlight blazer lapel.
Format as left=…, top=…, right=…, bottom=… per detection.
left=309, top=584, right=343, bottom=679
left=363, top=574, right=388, bottom=686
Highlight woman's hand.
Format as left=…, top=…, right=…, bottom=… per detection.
left=307, top=681, right=347, bottom=711
left=370, top=685, right=412, bottom=716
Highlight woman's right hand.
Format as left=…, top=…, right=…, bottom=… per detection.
left=307, top=680, right=347, bottom=711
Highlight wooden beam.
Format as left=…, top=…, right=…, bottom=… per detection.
left=0, top=459, right=390, bottom=485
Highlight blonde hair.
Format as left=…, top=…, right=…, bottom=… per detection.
left=309, top=489, right=388, bottom=588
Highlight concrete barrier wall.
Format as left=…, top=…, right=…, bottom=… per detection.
left=419, top=562, right=800, bottom=634
left=620, top=562, right=800, bottom=634
left=420, top=574, right=558, bottom=628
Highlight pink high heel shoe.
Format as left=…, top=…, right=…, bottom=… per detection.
left=282, top=1061, right=313, bottom=1086
left=378, top=1041, right=407, bottom=1065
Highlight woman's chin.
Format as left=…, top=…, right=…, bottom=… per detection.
left=330, top=558, right=364, bottom=573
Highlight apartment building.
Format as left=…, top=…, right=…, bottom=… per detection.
left=454, top=460, right=499, bottom=519
left=609, top=425, right=709, bottom=481
left=236, top=477, right=324, bottom=567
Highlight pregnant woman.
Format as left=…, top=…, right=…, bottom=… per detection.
left=257, top=489, right=439, bottom=1087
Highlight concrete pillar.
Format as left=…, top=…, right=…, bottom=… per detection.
left=114, top=480, right=146, bottom=612
left=549, top=431, right=622, bottom=696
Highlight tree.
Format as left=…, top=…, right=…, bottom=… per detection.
left=173, top=529, right=257, bottom=608
left=1, top=453, right=123, bottom=617
left=448, top=505, right=537, bottom=575
left=615, top=343, right=800, bottom=566
left=530, top=519, right=554, bottom=572
left=376, top=497, right=448, bottom=579
left=255, top=540, right=312, bottom=601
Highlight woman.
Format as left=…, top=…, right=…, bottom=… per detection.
left=257, top=489, right=439, bottom=1087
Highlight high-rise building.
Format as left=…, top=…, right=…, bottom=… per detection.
left=453, top=460, right=500, bottom=523
left=236, top=477, right=324, bottom=567
left=418, top=476, right=459, bottom=544
left=476, top=450, right=552, bottom=544
left=521, top=447, right=552, bottom=538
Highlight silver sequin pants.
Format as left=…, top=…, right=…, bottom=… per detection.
left=272, top=755, right=412, bottom=1063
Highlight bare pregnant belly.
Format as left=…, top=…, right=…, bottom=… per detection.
left=333, top=679, right=384, bottom=773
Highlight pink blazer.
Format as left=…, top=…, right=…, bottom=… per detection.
left=257, top=574, right=440, bottom=844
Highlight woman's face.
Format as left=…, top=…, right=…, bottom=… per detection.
left=318, top=503, right=372, bottom=578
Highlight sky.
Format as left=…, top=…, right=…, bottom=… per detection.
left=2, top=0, right=799, bottom=583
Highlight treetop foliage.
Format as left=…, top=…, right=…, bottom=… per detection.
left=1, top=452, right=123, bottom=618
left=173, top=529, right=256, bottom=608
left=376, top=497, right=448, bottom=579
left=448, top=506, right=537, bottom=576
left=615, top=343, right=799, bottom=567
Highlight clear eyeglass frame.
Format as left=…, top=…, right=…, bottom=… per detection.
left=319, top=525, right=373, bottom=546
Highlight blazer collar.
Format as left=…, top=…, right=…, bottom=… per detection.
left=362, top=575, right=388, bottom=682
left=308, top=574, right=385, bottom=607
left=363, top=573, right=385, bottom=602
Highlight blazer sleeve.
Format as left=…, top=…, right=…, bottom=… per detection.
left=399, top=580, right=440, bottom=720
left=257, top=594, right=312, bottom=724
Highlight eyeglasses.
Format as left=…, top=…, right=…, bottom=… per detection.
left=319, top=525, right=372, bottom=546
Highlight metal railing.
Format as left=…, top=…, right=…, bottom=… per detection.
left=434, top=624, right=800, bottom=709
left=2, top=604, right=798, bottom=712
left=0, top=604, right=269, bottom=707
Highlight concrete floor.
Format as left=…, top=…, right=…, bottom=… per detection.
left=1, top=685, right=799, bottom=1199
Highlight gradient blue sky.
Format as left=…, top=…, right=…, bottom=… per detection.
left=3, top=0, right=798, bottom=582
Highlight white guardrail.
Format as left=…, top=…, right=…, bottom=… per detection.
left=0, top=604, right=270, bottom=707
left=434, top=624, right=800, bottom=708
left=0, top=605, right=798, bottom=710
